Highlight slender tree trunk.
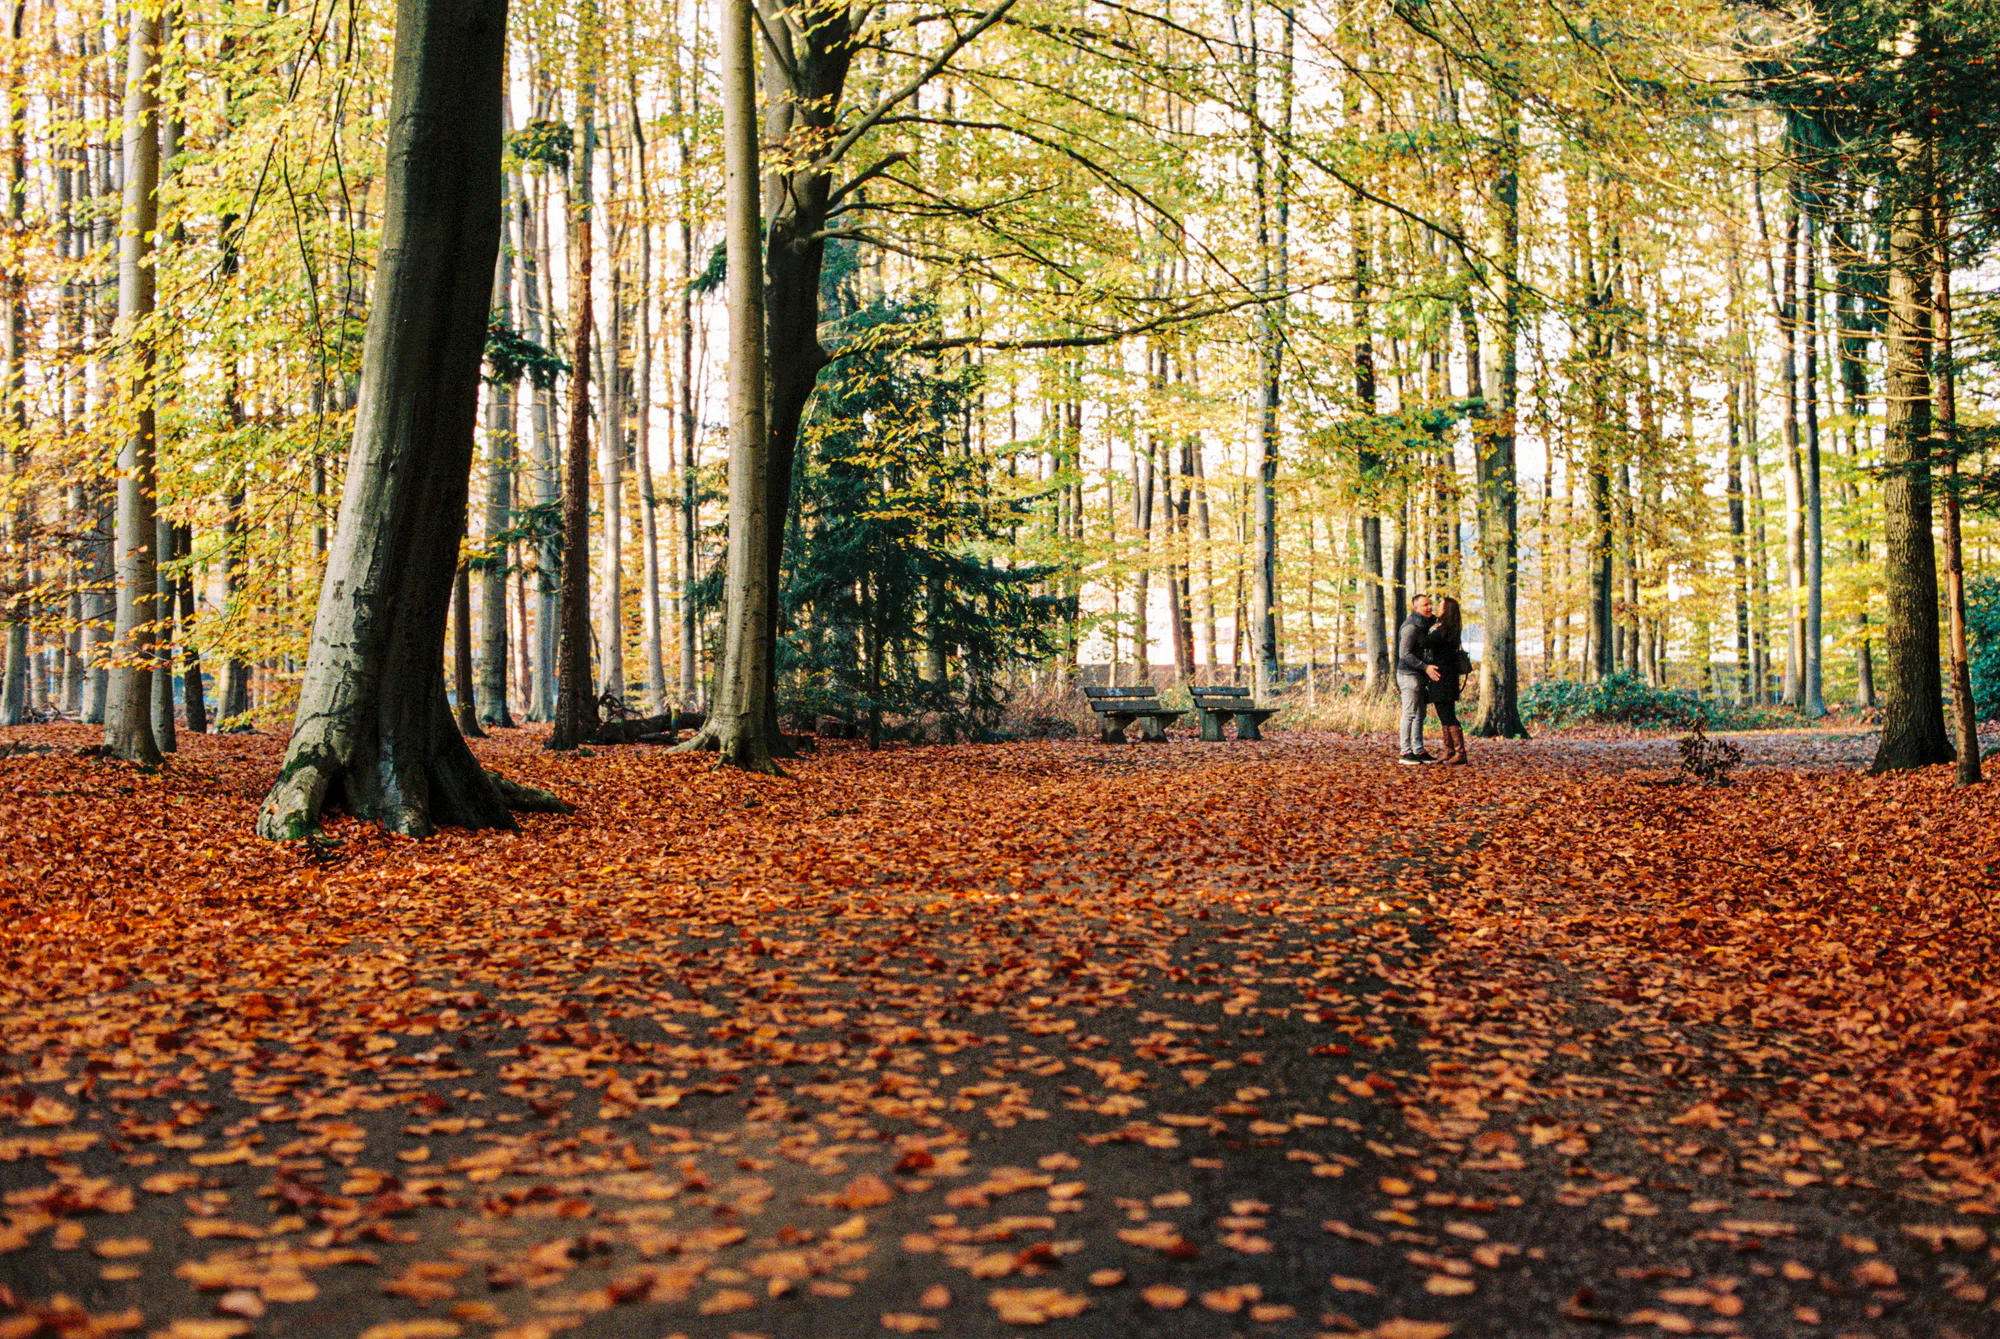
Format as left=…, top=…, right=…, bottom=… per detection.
left=1245, top=1, right=1288, bottom=701
left=0, top=0, right=25, bottom=729
left=1192, top=427, right=1215, bottom=675
left=478, top=193, right=517, bottom=726
left=150, top=519, right=176, bottom=750
left=1354, top=201, right=1387, bottom=694
left=104, top=3, right=162, bottom=764
left=257, top=0, right=529, bottom=838
left=1728, top=378, right=1751, bottom=704
left=1934, top=197, right=1977, bottom=784
left=453, top=551, right=483, bottom=736
left=1802, top=210, right=1826, bottom=716
left=176, top=524, right=205, bottom=732
left=550, top=18, right=600, bottom=751
left=595, top=179, right=624, bottom=705
left=1835, top=219, right=1877, bottom=708
left=1869, top=185, right=1950, bottom=773
left=218, top=486, right=251, bottom=722
left=1582, top=224, right=1615, bottom=681
left=1780, top=219, right=1804, bottom=707
left=629, top=96, right=666, bottom=715
left=673, top=4, right=700, bottom=711
left=1471, top=97, right=1525, bottom=735
left=682, top=0, right=778, bottom=772
left=516, top=165, right=557, bottom=721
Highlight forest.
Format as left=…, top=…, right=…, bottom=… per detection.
left=5, top=1, right=2000, bottom=1336
left=0, top=0, right=1992, bottom=796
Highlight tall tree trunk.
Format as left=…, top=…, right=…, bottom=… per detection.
left=1934, top=194, right=1977, bottom=784
left=1801, top=209, right=1825, bottom=716
left=1354, top=200, right=1387, bottom=694
left=1868, top=185, right=1950, bottom=773
left=150, top=519, right=176, bottom=750
left=104, top=3, right=162, bottom=764
left=478, top=190, right=517, bottom=726
left=550, top=17, right=600, bottom=750
left=1728, top=377, right=1751, bottom=704
left=257, top=0, right=520, bottom=838
left=453, top=550, right=483, bottom=736
left=1583, top=223, right=1615, bottom=681
left=515, top=164, right=557, bottom=721
left=1245, top=0, right=1287, bottom=701
left=176, top=524, right=205, bottom=732
left=218, top=485, right=252, bottom=722
left=1834, top=219, right=1876, bottom=708
left=672, top=1, right=700, bottom=711
left=1191, top=426, right=1215, bottom=675
left=682, top=0, right=778, bottom=772
left=0, top=0, right=25, bottom=729
left=1144, top=429, right=1160, bottom=683
left=1761, top=176, right=1805, bottom=706
left=629, top=92, right=666, bottom=716
left=595, top=158, right=624, bottom=705
left=1471, top=98, right=1525, bottom=735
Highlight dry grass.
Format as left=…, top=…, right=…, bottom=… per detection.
left=1269, top=687, right=1403, bottom=736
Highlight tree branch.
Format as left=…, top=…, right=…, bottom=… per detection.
left=817, top=0, right=1023, bottom=170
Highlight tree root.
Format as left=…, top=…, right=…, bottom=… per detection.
left=487, top=769, right=573, bottom=813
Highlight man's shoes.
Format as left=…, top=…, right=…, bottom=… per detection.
left=1397, top=752, right=1427, bottom=766
left=1411, top=751, right=1437, bottom=763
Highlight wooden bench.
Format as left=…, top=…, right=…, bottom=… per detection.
left=1081, top=685, right=1183, bottom=744
left=1190, top=685, right=1278, bottom=741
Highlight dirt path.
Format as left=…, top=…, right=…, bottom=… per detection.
left=1, top=728, right=1994, bottom=1339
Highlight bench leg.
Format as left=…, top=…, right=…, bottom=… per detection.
left=1233, top=712, right=1264, bottom=742
left=1097, top=716, right=1127, bottom=744
left=1138, top=715, right=1170, bottom=743
left=1198, top=709, right=1224, bottom=743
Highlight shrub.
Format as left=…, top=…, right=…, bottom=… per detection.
left=1970, top=577, right=2000, bottom=722
left=1521, top=670, right=1719, bottom=731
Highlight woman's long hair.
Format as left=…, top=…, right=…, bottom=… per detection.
left=1436, top=596, right=1463, bottom=643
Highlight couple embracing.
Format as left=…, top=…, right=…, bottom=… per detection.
left=1395, top=594, right=1471, bottom=766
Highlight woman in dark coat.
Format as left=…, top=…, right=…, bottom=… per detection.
left=1425, top=596, right=1471, bottom=766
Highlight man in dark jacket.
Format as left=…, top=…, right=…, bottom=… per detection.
left=1395, top=595, right=1441, bottom=764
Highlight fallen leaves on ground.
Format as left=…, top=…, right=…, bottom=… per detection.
left=1, top=724, right=1997, bottom=1337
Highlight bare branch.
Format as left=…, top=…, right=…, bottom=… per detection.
left=817, top=0, right=1023, bottom=169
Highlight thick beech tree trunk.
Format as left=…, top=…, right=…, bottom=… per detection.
left=1869, top=192, right=1950, bottom=774
left=104, top=5, right=161, bottom=764
left=257, top=0, right=517, bottom=838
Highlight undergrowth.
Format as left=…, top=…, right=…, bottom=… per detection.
left=1520, top=670, right=1788, bottom=732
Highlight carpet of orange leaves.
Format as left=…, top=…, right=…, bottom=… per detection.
left=1, top=724, right=1997, bottom=1339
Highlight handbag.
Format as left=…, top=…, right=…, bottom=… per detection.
left=1453, top=648, right=1473, bottom=677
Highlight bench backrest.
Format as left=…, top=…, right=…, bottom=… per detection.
left=1082, top=686, right=1161, bottom=699
left=1193, top=686, right=1253, bottom=699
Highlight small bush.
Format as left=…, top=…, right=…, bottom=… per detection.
left=1970, top=577, right=2000, bottom=721
left=1522, top=670, right=1726, bottom=731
